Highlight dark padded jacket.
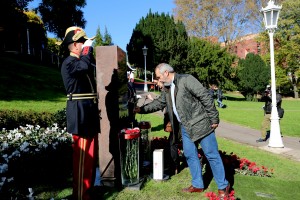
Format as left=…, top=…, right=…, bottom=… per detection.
left=140, top=73, right=219, bottom=142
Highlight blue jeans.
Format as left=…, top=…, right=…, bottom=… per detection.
left=217, top=99, right=223, bottom=107
left=181, top=126, right=228, bottom=189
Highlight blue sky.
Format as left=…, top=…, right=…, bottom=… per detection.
left=28, top=0, right=175, bottom=51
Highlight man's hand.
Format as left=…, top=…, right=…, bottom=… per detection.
left=211, top=123, right=218, bottom=129
left=82, top=39, right=93, bottom=49
left=133, top=106, right=141, bottom=113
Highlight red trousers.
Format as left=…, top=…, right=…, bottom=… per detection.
left=72, top=134, right=98, bottom=200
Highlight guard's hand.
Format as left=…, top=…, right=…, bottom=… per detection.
left=82, top=39, right=93, bottom=49
left=133, top=107, right=141, bottom=113
left=211, top=123, right=218, bottom=129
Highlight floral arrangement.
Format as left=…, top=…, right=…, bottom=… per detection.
left=205, top=190, right=236, bottom=200
left=0, top=124, right=72, bottom=193
left=119, top=128, right=140, bottom=185
left=236, top=157, right=274, bottom=177
left=151, top=136, right=169, bottom=152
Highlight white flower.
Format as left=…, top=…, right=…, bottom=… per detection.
left=0, top=163, right=8, bottom=173
left=35, top=125, right=41, bottom=130
left=1, top=142, right=9, bottom=151
left=7, top=177, right=14, bottom=182
left=25, top=129, right=32, bottom=135
left=26, top=124, right=34, bottom=130
left=14, top=133, right=23, bottom=141
left=6, top=133, right=12, bottom=140
left=11, top=150, right=20, bottom=157
left=2, top=154, right=8, bottom=162
left=20, top=141, right=30, bottom=151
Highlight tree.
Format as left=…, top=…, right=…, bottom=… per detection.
left=126, top=10, right=188, bottom=73
left=275, top=0, right=300, bottom=98
left=37, top=0, right=87, bottom=40
left=0, top=0, right=33, bottom=52
left=103, top=26, right=113, bottom=46
left=258, top=0, right=299, bottom=98
left=24, top=10, right=47, bottom=53
left=94, top=25, right=113, bottom=47
left=173, top=0, right=262, bottom=46
left=93, top=26, right=104, bottom=47
left=237, top=53, right=270, bottom=101
left=185, top=37, right=236, bottom=90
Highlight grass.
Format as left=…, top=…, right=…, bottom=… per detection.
left=0, top=55, right=66, bottom=112
left=218, top=98, right=300, bottom=137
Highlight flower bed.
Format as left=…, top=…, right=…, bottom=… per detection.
left=0, top=124, right=72, bottom=197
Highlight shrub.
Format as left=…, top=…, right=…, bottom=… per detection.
left=0, top=109, right=67, bottom=130
left=0, top=124, right=72, bottom=198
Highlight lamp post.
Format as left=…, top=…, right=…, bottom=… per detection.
left=142, top=46, right=148, bottom=92
left=261, top=0, right=283, bottom=148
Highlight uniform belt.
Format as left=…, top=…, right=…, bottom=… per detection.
left=67, top=93, right=97, bottom=101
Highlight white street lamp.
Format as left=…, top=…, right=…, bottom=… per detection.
left=261, top=0, right=283, bottom=148
left=142, top=46, right=148, bottom=92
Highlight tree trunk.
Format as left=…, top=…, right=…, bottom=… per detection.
left=293, top=85, right=298, bottom=99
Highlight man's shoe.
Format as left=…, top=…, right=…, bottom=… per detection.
left=182, top=185, right=204, bottom=193
left=218, top=184, right=230, bottom=200
left=256, top=138, right=266, bottom=142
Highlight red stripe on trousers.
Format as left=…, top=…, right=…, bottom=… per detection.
left=72, top=134, right=98, bottom=200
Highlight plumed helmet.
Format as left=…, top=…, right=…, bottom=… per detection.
left=61, top=26, right=95, bottom=46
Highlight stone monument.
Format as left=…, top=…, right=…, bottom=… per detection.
left=95, top=45, right=128, bottom=187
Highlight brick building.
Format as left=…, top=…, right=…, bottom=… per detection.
left=221, top=33, right=267, bottom=59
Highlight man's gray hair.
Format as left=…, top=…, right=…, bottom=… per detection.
left=156, top=63, right=174, bottom=73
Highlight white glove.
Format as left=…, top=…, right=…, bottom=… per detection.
left=82, top=39, right=93, bottom=49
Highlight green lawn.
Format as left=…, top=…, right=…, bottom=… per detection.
left=218, top=98, right=300, bottom=137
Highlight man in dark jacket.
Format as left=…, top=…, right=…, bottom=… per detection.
left=257, top=87, right=283, bottom=142
left=127, top=78, right=137, bottom=123
left=61, top=26, right=100, bottom=200
left=134, top=63, right=230, bottom=199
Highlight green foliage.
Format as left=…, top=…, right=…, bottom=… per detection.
left=53, top=108, right=67, bottom=128
left=185, top=37, right=236, bottom=89
left=94, top=26, right=113, bottom=47
left=47, top=37, right=61, bottom=55
left=127, top=10, right=188, bottom=72
left=94, top=25, right=104, bottom=47
left=0, top=109, right=67, bottom=130
left=0, top=125, right=72, bottom=199
left=237, top=53, right=270, bottom=100
left=24, top=10, right=48, bottom=53
left=258, top=0, right=300, bottom=96
left=37, top=0, right=87, bottom=39
left=0, top=0, right=33, bottom=52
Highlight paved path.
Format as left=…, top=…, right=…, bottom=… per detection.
left=135, top=89, right=300, bottom=162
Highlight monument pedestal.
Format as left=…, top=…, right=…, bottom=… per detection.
left=95, top=46, right=127, bottom=187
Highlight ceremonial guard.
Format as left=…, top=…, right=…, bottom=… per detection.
left=61, top=26, right=100, bottom=200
